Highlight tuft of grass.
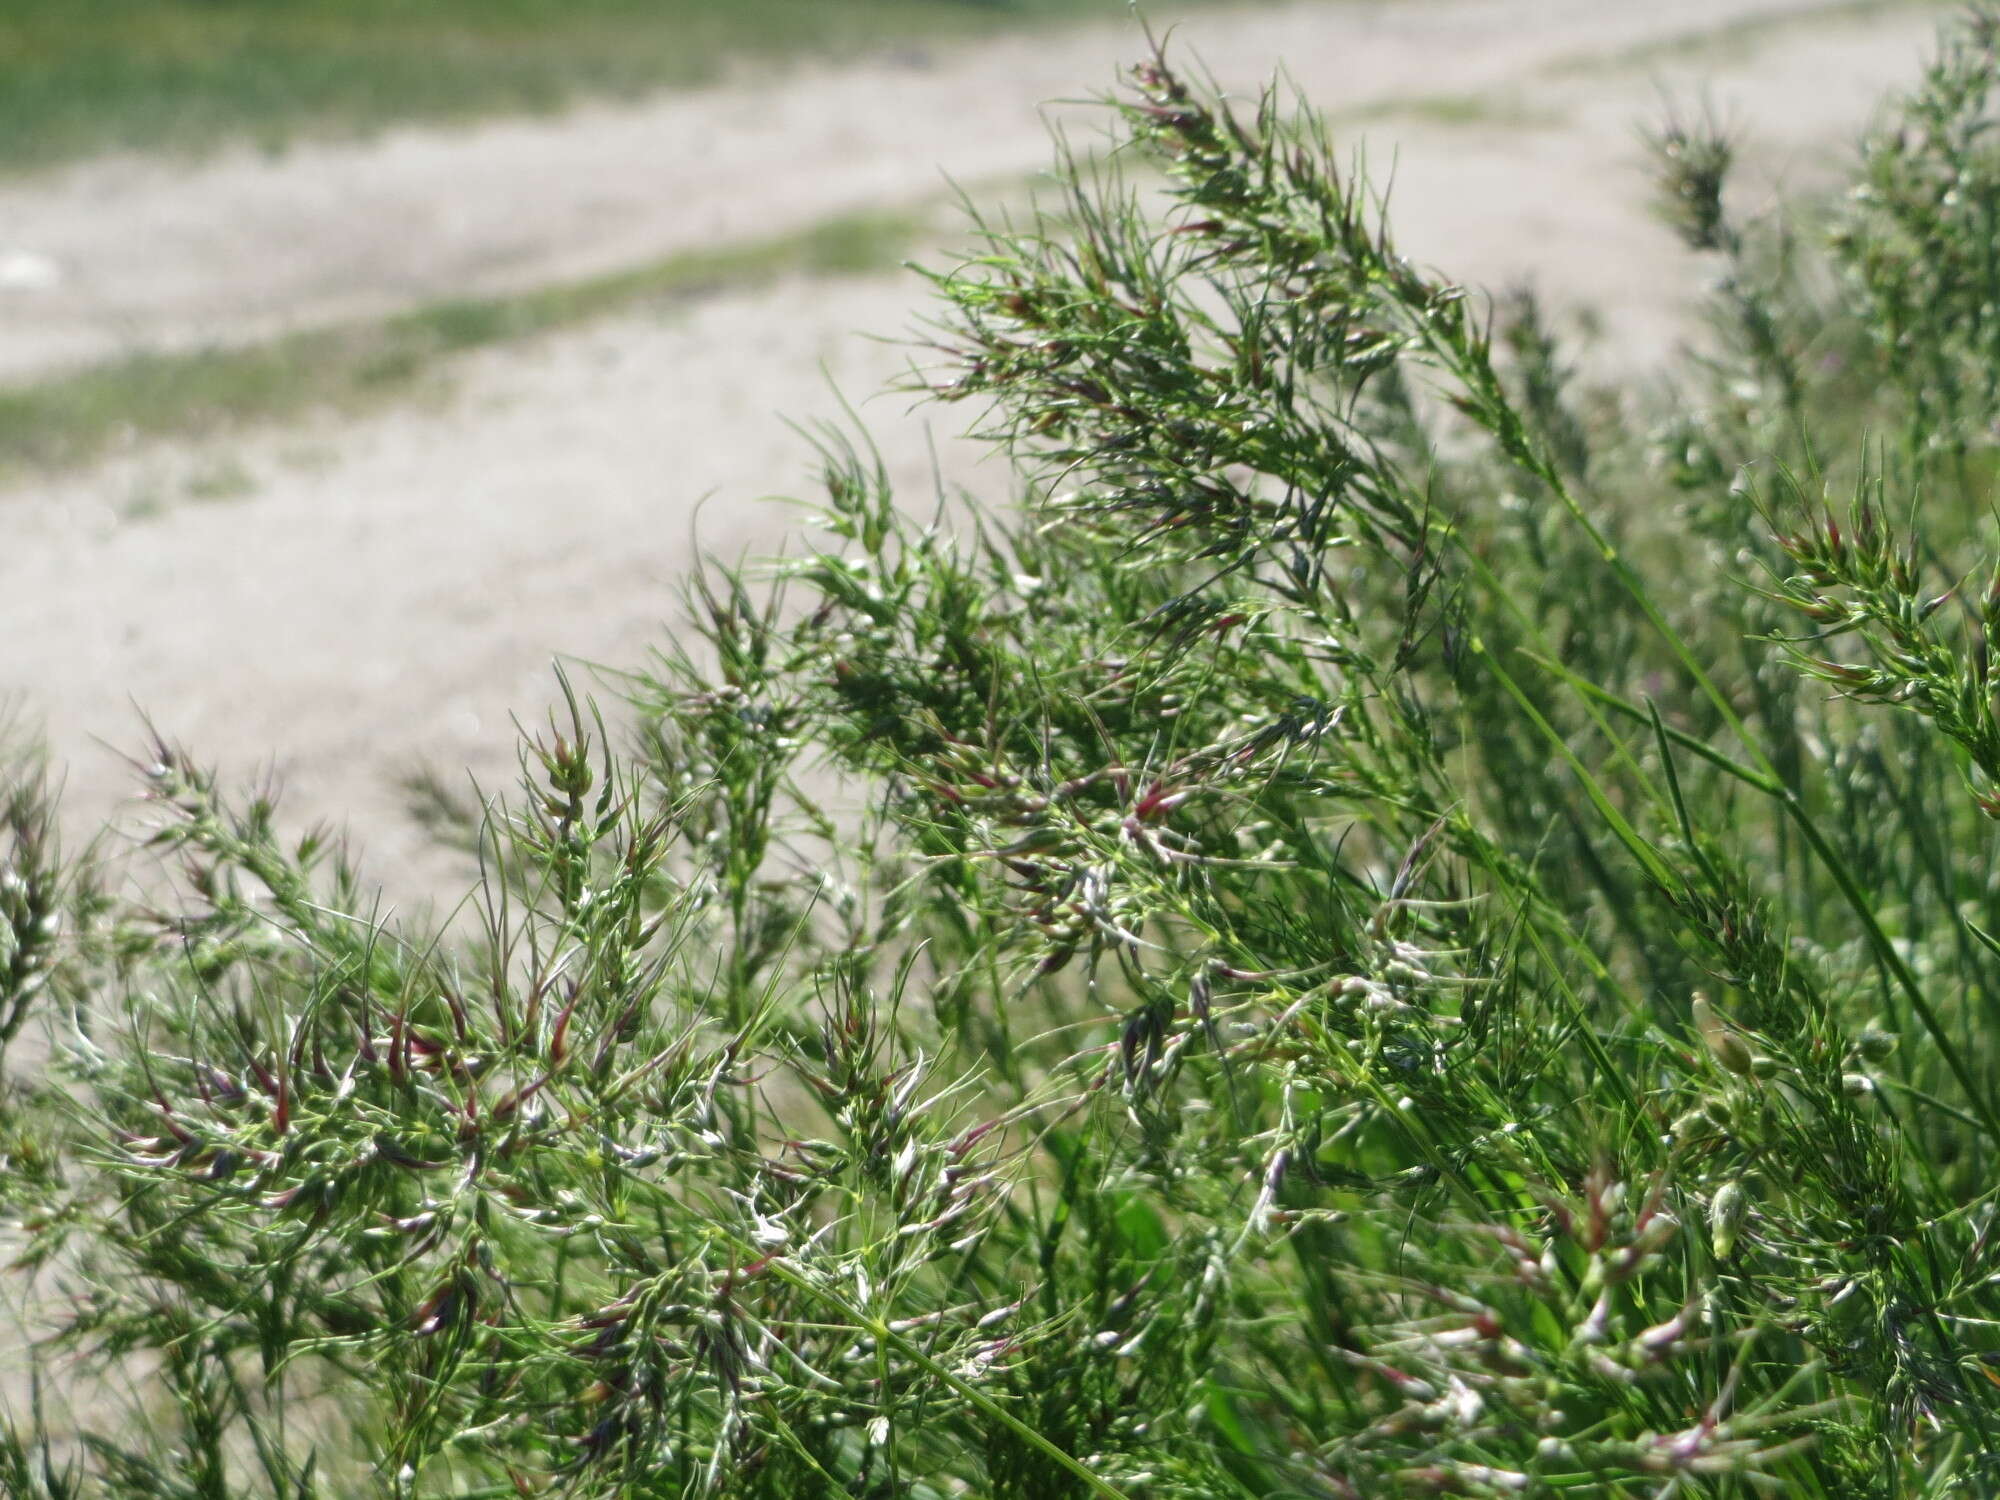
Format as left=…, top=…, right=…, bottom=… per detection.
left=0, top=204, right=924, bottom=477
left=11, top=9, right=2000, bottom=1499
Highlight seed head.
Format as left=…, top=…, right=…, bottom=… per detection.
left=1857, top=1026, right=1898, bottom=1063
left=1690, top=994, right=1755, bottom=1077
left=1709, top=1180, right=1749, bottom=1260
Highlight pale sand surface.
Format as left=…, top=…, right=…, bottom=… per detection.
left=0, top=0, right=1957, bottom=912
left=0, top=0, right=1907, bottom=384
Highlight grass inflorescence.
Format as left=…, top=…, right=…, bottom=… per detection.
left=9, top=10, right=2000, bottom=1498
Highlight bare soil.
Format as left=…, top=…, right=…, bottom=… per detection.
left=0, top=0, right=1956, bottom=911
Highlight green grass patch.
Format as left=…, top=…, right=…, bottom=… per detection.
left=1338, top=90, right=1565, bottom=131
left=0, top=203, right=922, bottom=475
left=1548, top=0, right=1958, bottom=75
left=0, top=0, right=1244, bottom=175
left=12, top=11, right=2000, bottom=1498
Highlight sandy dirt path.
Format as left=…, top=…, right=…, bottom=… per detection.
left=0, top=0, right=1927, bottom=383
left=0, top=0, right=1959, bottom=912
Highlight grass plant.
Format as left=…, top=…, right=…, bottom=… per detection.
left=10, top=10, right=2000, bottom=1498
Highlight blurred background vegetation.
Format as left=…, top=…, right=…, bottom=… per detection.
left=0, top=0, right=1221, bottom=172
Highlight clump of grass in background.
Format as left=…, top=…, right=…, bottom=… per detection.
left=10, top=10, right=2000, bottom=1497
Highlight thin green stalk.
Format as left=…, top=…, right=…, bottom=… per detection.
left=1457, top=450, right=2000, bottom=1143
left=762, top=1257, right=1134, bottom=1500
